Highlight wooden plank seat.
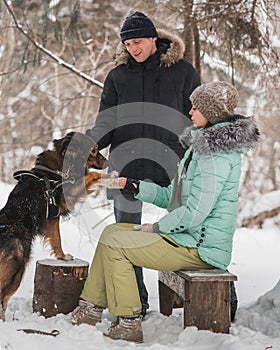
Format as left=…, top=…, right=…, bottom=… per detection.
left=158, top=269, right=237, bottom=333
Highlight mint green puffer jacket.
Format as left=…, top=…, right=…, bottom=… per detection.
left=136, top=115, right=259, bottom=270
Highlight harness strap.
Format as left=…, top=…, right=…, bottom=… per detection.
left=13, top=170, right=41, bottom=181
left=13, top=170, right=59, bottom=184
left=34, top=165, right=70, bottom=179
left=43, top=176, right=60, bottom=219
left=13, top=165, right=78, bottom=220
left=13, top=169, right=61, bottom=220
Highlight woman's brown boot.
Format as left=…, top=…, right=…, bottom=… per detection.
left=103, top=316, right=143, bottom=343
left=71, top=299, right=103, bottom=326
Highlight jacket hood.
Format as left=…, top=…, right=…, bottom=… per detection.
left=179, top=115, right=260, bottom=155
left=114, top=29, right=185, bottom=67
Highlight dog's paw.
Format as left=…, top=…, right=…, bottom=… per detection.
left=108, top=171, right=119, bottom=177
left=64, top=253, right=74, bottom=261
left=56, top=253, right=74, bottom=261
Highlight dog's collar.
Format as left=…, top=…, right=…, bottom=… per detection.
left=33, top=165, right=70, bottom=180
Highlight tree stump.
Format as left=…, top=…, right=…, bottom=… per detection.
left=33, top=258, right=89, bottom=318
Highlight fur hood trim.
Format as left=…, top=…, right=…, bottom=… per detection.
left=179, top=115, right=260, bottom=155
left=114, top=29, right=185, bottom=67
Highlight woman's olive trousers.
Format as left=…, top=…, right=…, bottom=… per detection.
left=81, top=223, right=212, bottom=317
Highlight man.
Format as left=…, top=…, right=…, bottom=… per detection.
left=85, top=11, right=201, bottom=316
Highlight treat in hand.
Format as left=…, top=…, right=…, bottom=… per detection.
left=101, top=177, right=127, bottom=189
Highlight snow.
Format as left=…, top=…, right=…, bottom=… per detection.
left=0, top=181, right=280, bottom=349
left=36, top=258, right=88, bottom=267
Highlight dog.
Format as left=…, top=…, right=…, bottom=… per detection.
left=0, top=131, right=108, bottom=320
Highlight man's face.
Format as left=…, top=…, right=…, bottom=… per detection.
left=124, top=37, right=157, bottom=63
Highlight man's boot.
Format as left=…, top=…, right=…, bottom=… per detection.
left=104, top=316, right=143, bottom=343
left=71, top=299, right=103, bottom=326
left=230, top=281, right=238, bottom=322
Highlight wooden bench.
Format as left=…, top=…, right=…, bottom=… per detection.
left=158, top=269, right=237, bottom=333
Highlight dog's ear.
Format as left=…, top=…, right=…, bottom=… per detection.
left=53, top=132, right=75, bottom=156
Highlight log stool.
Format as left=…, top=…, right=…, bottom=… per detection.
left=33, top=258, right=89, bottom=318
left=158, top=269, right=237, bottom=333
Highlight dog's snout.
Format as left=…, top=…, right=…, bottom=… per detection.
left=87, top=151, right=108, bottom=170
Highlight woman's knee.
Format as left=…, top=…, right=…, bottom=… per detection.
left=99, top=223, right=136, bottom=248
left=99, top=223, right=120, bottom=245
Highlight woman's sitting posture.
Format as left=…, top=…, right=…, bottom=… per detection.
left=71, top=81, right=259, bottom=343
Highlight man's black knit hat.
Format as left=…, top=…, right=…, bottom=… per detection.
left=120, top=11, right=158, bottom=42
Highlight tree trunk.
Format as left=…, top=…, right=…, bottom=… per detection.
left=33, top=258, right=89, bottom=318
left=183, top=0, right=195, bottom=66
left=193, top=20, right=201, bottom=75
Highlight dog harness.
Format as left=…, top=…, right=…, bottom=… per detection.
left=13, top=169, right=64, bottom=220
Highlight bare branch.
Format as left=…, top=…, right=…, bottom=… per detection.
left=2, top=0, right=104, bottom=89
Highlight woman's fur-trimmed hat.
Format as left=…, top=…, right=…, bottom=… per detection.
left=190, top=81, right=239, bottom=124
left=120, top=11, right=158, bottom=42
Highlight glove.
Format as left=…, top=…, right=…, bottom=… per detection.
left=123, top=178, right=140, bottom=195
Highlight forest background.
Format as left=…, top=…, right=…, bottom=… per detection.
left=0, top=0, right=279, bottom=226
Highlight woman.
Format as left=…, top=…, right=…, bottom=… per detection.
left=71, top=81, right=259, bottom=343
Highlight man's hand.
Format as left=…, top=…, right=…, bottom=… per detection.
left=101, top=177, right=127, bottom=189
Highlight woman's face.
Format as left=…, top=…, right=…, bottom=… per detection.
left=189, top=105, right=208, bottom=128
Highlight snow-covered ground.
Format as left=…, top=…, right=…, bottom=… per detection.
left=0, top=180, right=280, bottom=349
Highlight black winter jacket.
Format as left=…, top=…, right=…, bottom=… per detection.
left=87, top=29, right=200, bottom=186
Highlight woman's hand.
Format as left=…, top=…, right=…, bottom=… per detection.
left=133, top=223, right=159, bottom=233
left=138, top=223, right=154, bottom=232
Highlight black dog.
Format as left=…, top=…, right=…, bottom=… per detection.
left=0, top=131, right=107, bottom=321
